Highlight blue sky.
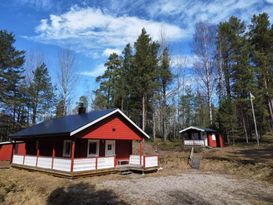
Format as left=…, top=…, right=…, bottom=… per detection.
left=0, top=0, right=272, bottom=107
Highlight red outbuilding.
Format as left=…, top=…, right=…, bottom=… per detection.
left=9, top=108, right=159, bottom=177
left=0, top=141, right=25, bottom=161
left=179, top=126, right=224, bottom=148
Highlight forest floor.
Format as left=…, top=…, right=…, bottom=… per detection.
left=0, top=135, right=272, bottom=205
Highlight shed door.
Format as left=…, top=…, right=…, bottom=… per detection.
left=105, top=140, right=115, bottom=156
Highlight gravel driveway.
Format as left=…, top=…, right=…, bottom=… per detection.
left=99, top=171, right=273, bottom=205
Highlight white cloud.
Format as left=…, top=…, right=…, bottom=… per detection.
left=14, top=0, right=54, bottom=11
left=77, top=64, right=106, bottom=77
left=147, top=0, right=272, bottom=34
left=103, top=48, right=121, bottom=57
left=31, top=6, right=185, bottom=57
left=171, top=54, right=198, bottom=68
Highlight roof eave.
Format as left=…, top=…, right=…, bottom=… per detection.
left=9, top=132, right=70, bottom=140
left=179, top=126, right=205, bottom=133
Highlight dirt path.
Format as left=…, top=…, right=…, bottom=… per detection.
left=1, top=168, right=273, bottom=205
left=99, top=171, right=273, bottom=205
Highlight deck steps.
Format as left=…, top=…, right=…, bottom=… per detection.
left=120, top=170, right=133, bottom=175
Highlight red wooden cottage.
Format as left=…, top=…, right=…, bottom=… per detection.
left=10, top=108, right=159, bottom=177
left=179, top=126, right=224, bottom=148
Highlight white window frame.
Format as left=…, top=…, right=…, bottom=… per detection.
left=63, top=140, right=72, bottom=157
left=87, top=140, right=100, bottom=157
left=212, top=134, right=216, bottom=141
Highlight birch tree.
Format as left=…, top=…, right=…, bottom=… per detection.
left=58, top=49, right=76, bottom=115
left=193, top=22, right=217, bottom=125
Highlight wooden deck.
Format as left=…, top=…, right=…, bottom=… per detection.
left=11, top=163, right=159, bottom=178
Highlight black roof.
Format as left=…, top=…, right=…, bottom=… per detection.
left=179, top=126, right=217, bottom=133
left=10, top=109, right=117, bottom=139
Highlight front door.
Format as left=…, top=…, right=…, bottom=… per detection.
left=105, top=140, right=115, bottom=156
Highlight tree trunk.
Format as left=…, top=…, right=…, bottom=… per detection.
left=142, top=95, right=146, bottom=131
left=242, top=114, right=248, bottom=143
left=209, top=98, right=213, bottom=125
left=153, top=111, right=156, bottom=141
left=121, top=98, right=124, bottom=111
left=268, top=98, right=273, bottom=130
left=163, top=119, right=167, bottom=141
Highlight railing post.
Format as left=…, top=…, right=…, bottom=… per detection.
left=23, top=149, right=26, bottom=165
left=114, top=156, right=117, bottom=168
left=51, top=143, right=55, bottom=169
left=157, top=155, right=160, bottom=167
left=10, top=141, right=15, bottom=164
left=23, top=142, right=27, bottom=165
left=36, top=140, right=39, bottom=167
left=95, top=157, right=98, bottom=170
left=143, top=156, right=146, bottom=169
left=70, top=140, right=75, bottom=173
left=139, top=140, right=143, bottom=166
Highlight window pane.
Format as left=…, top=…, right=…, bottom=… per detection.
left=89, top=142, right=97, bottom=155
left=65, top=142, right=71, bottom=155
left=107, top=144, right=112, bottom=151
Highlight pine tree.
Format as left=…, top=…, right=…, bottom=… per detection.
left=158, top=47, right=172, bottom=140
left=133, top=28, right=160, bottom=131
left=121, top=43, right=134, bottom=113
left=96, top=53, right=122, bottom=108
left=28, top=63, right=56, bottom=124
left=217, top=16, right=249, bottom=143
left=249, top=13, right=273, bottom=132
left=179, top=86, right=195, bottom=127
left=0, top=30, right=25, bottom=120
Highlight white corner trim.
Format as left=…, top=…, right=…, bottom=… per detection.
left=70, top=109, right=150, bottom=139
left=179, top=126, right=205, bottom=133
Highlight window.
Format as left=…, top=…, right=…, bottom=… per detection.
left=107, top=144, right=112, bottom=151
left=87, top=140, right=99, bottom=157
left=212, top=134, right=216, bottom=141
left=63, top=140, right=71, bottom=157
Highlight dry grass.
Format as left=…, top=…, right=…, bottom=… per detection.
left=1, top=168, right=273, bottom=205
left=201, top=141, right=273, bottom=184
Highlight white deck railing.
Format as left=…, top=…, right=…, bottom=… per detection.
left=73, top=158, right=96, bottom=172
left=129, top=155, right=143, bottom=165
left=129, top=155, right=159, bottom=168
left=97, top=157, right=115, bottom=169
left=144, top=156, right=159, bottom=168
left=12, top=154, right=24, bottom=165
left=12, top=154, right=159, bottom=172
left=184, top=140, right=206, bottom=146
left=24, top=155, right=37, bottom=167
left=37, top=156, right=52, bottom=169
left=12, top=154, right=116, bottom=173
left=53, top=158, right=71, bottom=172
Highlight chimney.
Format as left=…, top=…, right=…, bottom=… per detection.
left=78, top=102, right=86, bottom=114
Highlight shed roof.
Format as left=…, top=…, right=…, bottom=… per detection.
left=179, top=126, right=217, bottom=134
left=10, top=109, right=150, bottom=139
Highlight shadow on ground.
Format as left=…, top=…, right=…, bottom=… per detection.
left=236, top=145, right=273, bottom=163
left=47, top=182, right=128, bottom=205
left=168, top=191, right=211, bottom=205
